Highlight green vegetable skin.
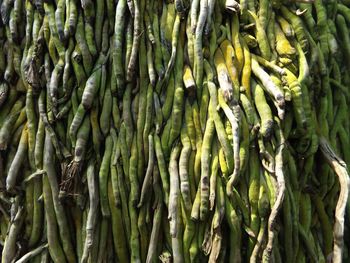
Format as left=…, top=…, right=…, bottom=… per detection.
left=0, top=1, right=349, bottom=263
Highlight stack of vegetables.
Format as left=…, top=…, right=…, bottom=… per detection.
left=0, top=0, right=349, bottom=262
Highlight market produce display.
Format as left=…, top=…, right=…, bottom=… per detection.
left=0, top=0, right=350, bottom=262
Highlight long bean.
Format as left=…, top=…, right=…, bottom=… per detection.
left=0, top=1, right=348, bottom=262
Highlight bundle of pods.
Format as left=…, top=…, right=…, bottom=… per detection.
left=0, top=0, right=350, bottom=262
